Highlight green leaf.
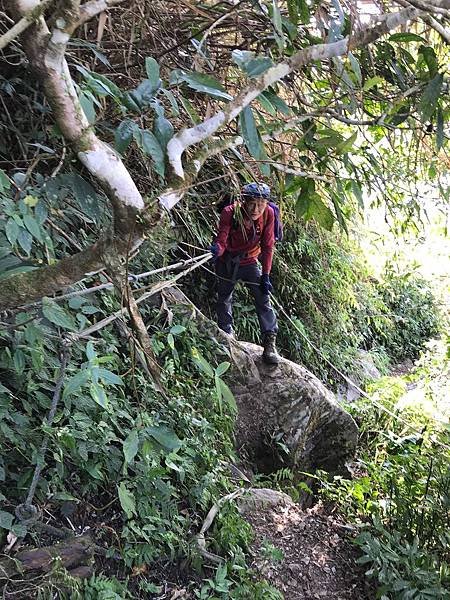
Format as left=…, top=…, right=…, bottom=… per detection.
left=436, top=105, right=444, bottom=150
left=298, top=0, right=310, bottom=23
left=42, top=297, right=78, bottom=331
left=348, top=52, right=362, bottom=85
left=134, top=129, right=165, bottom=177
left=169, top=325, right=186, bottom=335
left=146, top=425, right=182, bottom=451
left=173, top=70, right=232, bottom=100
left=331, top=191, right=349, bottom=234
left=23, top=214, right=42, bottom=242
left=115, top=119, right=138, bottom=154
left=239, top=107, right=270, bottom=174
left=123, top=430, right=139, bottom=463
left=418, top=45, right=438, bottom=77
left=17, top=228, right=32, bottom=255
left=420, top=73, right=443, bottom=122
left=287, top=0, right=298, bottom=25
left=363, top=76, right=384, bottom=91
left=232, top=51, right=274, bottom=78
left=335, top=131, right=357, bottom=155
left=160, top=88, right=180, bottom=117
left=0, top=169, right=10, bottom=193
left=257, top=92, right=277, bottom=116
left=272, top=0, right=285, bottom=50
left=153, top=115, right=174, bottom=150
left=351, top=180, right=364, bottom=209
left=389, top=32, right=427, bottom=43
left=191, top=347, right=214, bottom=377
left=5, top=218, right=19, bottom=245
left=264, top=90, right=291, bottom=115
left=296, top=192, right=335, bottom=231
left=145, top=57, right=160, bottom=89
left=98, top=368, right=123, bottom=386
left=218, top=378, right=237, bottom=412
left=89, top=382, right=108, bottom=408
left=118, top=482, right=136, bottom=518
left=63, top=370, right=90, bottom=398
left=79, top=91, right=96, bottom=124
left=215, top=361, right=230, bottom=377
left=0, top=510, right=14, bottom=530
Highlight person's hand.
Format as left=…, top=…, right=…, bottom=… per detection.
left=209, top=243, right=219, bottom=258
left=260, top=273, right=273, bottom=295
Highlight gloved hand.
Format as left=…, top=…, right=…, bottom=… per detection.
left=209, top=243, right=220, bottom=258
left=260, top=273, right=273, bottom=295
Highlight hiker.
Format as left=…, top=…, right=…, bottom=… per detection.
left=209, top=182, right=280, bottom=365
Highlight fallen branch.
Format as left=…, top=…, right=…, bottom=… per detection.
left=0, top=535, right=93, bottom=579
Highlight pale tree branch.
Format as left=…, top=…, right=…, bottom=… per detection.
left=165, top=6, right=421, bottom=180
left=403, top=0, right=450, bottom=16
left=423, top=14, right=450, bottom=42
left=76, top=0, right=123, bottom=28
left=0, top=0, right=53, bottom=50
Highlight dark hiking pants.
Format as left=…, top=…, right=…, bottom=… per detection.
left=215, top=259, right=278, bottom=335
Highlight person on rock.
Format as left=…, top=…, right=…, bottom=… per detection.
left=209, top=182, right=280, bottom=365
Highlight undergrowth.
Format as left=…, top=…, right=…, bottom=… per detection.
left=318, top=338, right=450, bottom=600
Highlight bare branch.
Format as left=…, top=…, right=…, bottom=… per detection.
left=0, top=0, right=53, bottom=50
left=76, top=0, right=124, bottom=29
left=402, top=0, right=450, bottom=16
left=423, top=14, right=450, bottom=42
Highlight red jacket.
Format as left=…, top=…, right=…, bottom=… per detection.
left=214, top=204, right=275, bottom=274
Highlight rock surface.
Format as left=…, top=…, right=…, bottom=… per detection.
left=226, top=340, right=358, bottom=475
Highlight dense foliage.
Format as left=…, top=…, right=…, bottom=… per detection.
left=319, top=340, right=450, bottom=599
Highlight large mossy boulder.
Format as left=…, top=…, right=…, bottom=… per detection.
left=161, top=287, right=358, bottom=475
left=226, top=340, right=358, bottom=475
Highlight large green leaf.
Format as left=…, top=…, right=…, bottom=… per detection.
left=389, top=33, right=427, bottom=43
left=63, top=370, right=90, bottom=399
left=89, top=382, right=108, bottom=409
left=134, top=129, right=165, bottom=178
left=5, top=219, right=19, bottom=245
left=145, top=57, right=161, bottom=89
left=118, top=482, right=136, bottom=518
left=420, top=74, right=443, bottom=122
left=418, top=46, right=438, bottom=77
left=23, top=214, right=42, bottom=242
left=232, top=51, right=273, bottom=78
left=153, top=115, right=174, bottom=150
left=191, top=347, right=214, bottom=377
left=0, top=169, right=10, bottom=193
left=17, top=229, right=32, bottom=255
left=115, top=119, right=138, bottom=154
left=146, top=425, right=182, bottom=451
left=239, top=107, right=270, bottom=175
left=0, top=510, right=14, bottom=530
left=42, top=297, right=78, bottom=331
left=296, top=192, right=335, bottom=230
left=123, top=430, right=139, bottom=464
left=172, top=70, right=232, bottom=100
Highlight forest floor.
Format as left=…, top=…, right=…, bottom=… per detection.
left=246, top=500, right=374, bottom=600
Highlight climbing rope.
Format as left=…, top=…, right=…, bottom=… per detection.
left=21, top=253, right=212, bottom=308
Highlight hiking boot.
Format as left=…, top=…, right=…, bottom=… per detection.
left=262, top=332, right=280, bottom=365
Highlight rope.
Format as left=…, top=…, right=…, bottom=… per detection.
left=75, top=252, right=212, bottom=339
left=21, top=253, right=212, bottom=308
left=15, top=337, right=73, bottom=525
